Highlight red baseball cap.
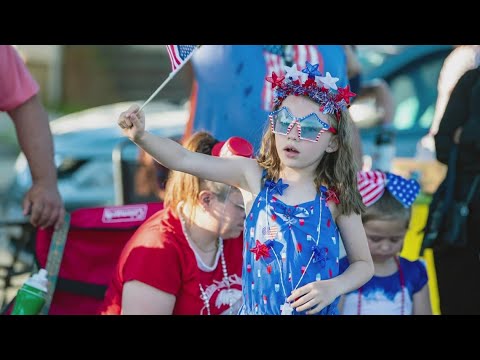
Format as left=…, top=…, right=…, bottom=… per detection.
left=211, top=136, right=254, bottom=158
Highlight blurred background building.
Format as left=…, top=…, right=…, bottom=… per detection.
left=14, top=45, right=192, bottom=112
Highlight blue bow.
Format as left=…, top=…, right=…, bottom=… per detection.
left=269, top=202, right=310, bottom=219
left=385, top=172, right=420, bottom=208
left=264, top=239, right=275, bottom=248
left=261, top=239, right=284, bottom=264
left=267, top=201, right=316, bottom=242
left=312, top=245, right=328, bottom=268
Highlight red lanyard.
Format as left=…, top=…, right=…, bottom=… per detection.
left=357, top=256, right=405, bottom=315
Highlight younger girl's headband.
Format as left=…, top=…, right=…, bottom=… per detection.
left=357, top=170, right=420, bottom=208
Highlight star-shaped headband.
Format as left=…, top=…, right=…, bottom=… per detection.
left=357, top=170, right=420, bottom=208
left=266, top=61, right=356, bottom=120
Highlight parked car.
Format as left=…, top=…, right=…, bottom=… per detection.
left=351, top=45, right=454, bottom=193
left=2, top=100, right=188, bottom=219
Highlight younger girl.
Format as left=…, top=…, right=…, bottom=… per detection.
left=339, top=170, right=432, bottom=315
left=117, top=62, right=374, bottom=315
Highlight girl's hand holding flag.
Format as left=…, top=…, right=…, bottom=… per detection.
left=118, top=104, right=145, bottom=142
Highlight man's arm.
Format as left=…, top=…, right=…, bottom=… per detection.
left=457, top=69, right=480, bottom=152
left=8, top=94, right=65, bottom=229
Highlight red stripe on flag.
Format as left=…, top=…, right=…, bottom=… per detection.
left=305, top=45, right=311, bottom=65
left=357, top=170, right=387, bottom=206
left=167, top=45, right=181, bottom=71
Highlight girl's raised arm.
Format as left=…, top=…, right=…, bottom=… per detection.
left=118, top=104, right=258, bottom=191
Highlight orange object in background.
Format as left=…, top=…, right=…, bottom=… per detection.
left=392, top=158, right=447, bottom=196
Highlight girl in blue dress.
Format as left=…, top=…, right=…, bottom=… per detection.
left=116, top=62, right=374, bottom=315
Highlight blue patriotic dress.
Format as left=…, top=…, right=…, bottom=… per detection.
left=239, top=172, right=341, bottom=315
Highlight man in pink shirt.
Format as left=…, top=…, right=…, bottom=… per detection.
left=0, top=45, right=64, bottom=230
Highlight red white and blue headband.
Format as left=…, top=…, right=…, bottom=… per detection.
left=357, top=170, right=420, bottom=208
left=266, top=61, right=356, bottom=120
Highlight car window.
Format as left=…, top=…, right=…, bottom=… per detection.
left=387, top=53, right=446, bottom=132
left=390, top=75, right=418, bottom=130
left=357, top=45, right=409, bottom=74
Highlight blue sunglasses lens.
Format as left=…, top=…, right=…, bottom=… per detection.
left=270, top=108, right=329, bottom=141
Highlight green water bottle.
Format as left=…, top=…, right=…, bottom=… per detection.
left=11, top=269, right=49, bottom=315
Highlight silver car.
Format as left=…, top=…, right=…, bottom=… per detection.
left=3, top=100, right=188, bottom=218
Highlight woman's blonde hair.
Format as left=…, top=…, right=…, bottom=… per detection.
left=163, top=131, right=232, bottom=222
left=257, top=98, right=365, bottom=216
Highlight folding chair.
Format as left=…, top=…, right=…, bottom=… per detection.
left=3, top=202, right=163, bottom=315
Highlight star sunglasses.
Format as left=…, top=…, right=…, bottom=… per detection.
left=268, top=107, right=337, bottom=143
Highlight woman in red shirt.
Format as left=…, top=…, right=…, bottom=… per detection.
left=100, top=132, right=252, bottom=314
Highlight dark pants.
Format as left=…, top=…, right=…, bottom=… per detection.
left=434, top=174, right=480, bottom=315
left=434, top=248, right=480, bottom=315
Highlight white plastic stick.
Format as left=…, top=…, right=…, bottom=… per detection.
left=138, top=46, right=199, bottom=112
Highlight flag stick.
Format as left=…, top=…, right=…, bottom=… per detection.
left=138, top=46, right=200, bottom=112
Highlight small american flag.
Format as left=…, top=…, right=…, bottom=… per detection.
left=262, top=225, right=279, bottom=240
left=166, top=45, right=197, bottom=72
left=262, top=45, right=324, bottom=110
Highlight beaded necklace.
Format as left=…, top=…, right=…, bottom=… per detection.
left=198, top=247, right=231, bottom=315
left=357, top=256, right=405, bottom=315
left=178, top=213, right=231, bottom=315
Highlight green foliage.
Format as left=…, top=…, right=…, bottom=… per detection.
left=46, top=103, right=90, bottom=118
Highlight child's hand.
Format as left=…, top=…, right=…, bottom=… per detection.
left=117, top=104, right=145, bottom=142
left=287, top=279, right=339, bottom=315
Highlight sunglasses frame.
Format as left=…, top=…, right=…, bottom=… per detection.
left=268, top=107, right=337, bottom=143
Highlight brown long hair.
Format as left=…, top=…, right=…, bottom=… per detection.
left=257, top=99, right=365, bottom=216
left=163, top=131, right=232, bottom=221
